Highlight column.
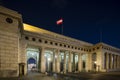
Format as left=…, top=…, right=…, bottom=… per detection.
left=68, top=51, right=72, bottom=72
left=88, top=53, right=92, bottom=71
left=56, top=49, right=60, bottom=73
left=114, top=55, right=116, bottom=69
left=52, top=51, right=55, bottom=72
left=78, top=53, right=82, bottom=72
left=106, top=53, right=109, bottom=70
left=116, top=55, right=118, bottom=69
left=64, top=52, right=66, bottom=73
left=119, top=56, right=120, bottom=69
left=40, top=47, right=46, bottom=73
left=73, top=53, right=75, bottom=72
left=86, top=53, right=89, bottom=72
left=117, top=56, right=119, bottom=68
left=110, top=53, right=112, bottom=69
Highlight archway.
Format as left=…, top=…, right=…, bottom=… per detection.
left=81, top=54, right=86, bottom=71
left=27, top=58, right=36, bottom=71
left=59, top=52, right=64, bottom=72
left=27, top=48, right=39, bottom=73
left=92, top=53, right=97, bottom=71
left=45, top=50, right=53, bottom=72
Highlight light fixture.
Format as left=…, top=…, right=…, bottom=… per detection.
left=94, top=61, right=97, bottom=64
left=55, top=55, right=57, bottom=58
left=48, top=58, right=51, bottom=61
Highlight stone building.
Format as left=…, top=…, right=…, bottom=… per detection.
left=0, top=6, right=120, bottom=77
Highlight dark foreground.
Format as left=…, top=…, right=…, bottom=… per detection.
left=0, top=72, right=120, bottom=80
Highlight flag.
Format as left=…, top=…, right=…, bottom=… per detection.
left=56, top=18, right=63, bottom=25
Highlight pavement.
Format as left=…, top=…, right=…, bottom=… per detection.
left=0, top=72, right=57, bottom=80
left=0, top=72, right=120, bottom=80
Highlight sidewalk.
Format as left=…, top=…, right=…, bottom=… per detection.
left=0, top=72, right=58, bottom=80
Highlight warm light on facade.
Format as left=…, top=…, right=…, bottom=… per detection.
left=94, top=61, right=97, bottom=64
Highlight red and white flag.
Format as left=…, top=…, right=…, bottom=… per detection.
left=56, top=18, right=63, bottom=25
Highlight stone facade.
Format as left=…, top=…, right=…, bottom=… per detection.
left=0, top=6, right=120, bottom=77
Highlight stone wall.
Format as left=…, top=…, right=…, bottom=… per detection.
left=0, top=6, right=22, bottom=77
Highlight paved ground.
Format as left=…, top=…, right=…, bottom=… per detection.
left=0, top=72, right=120, bottom=80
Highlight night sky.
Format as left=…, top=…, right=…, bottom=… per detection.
left=1, top=0, right=120, bottom=48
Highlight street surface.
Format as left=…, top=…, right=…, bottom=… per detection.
left=0, top=72, right=120, bottom=80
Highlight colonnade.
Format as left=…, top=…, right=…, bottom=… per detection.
left=40, top=47, right=88, bottom=73
left=26, top=47, right=120, bottom=74
left=104, top=53, right=120, bottom=71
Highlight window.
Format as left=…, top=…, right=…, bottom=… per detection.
left=25, top=36, right=29, bottom=40
left=55, top=43, right=58, bottom=46
left=6, top=18, right=13, bottom=23
left=60, top=44, right=62, bottom=46
left=97, top=47, right=99, bottom=49
left=75, top=47, right=77, bottom=49
left=32, top=38, right=36, bottom=41
left=45, top=40, right=48, bottom=43
left=93, top=48, right=95, bottom=51
left=64, top=45, right=66, bottom=47
left=68, top=45, right=70, bottom=48
left=72, top=46, right=73, bottom=49
left=39, top=39, right=42, bottom=42
left=50, top=42, right=53, bottom=45
left=89, top=49, right=91, bottom=52
left=81, top=48, right=83, bottom=51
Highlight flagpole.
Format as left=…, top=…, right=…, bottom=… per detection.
left=56, top=18, right=63, bottom=34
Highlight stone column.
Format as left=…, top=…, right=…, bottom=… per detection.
left=86, top=53, right=89, bottom=72
left=117, top=56, right=119, bottom=68
left=110, top=53, right=112, bottom=69
left=71, top=53, right=73, bottom=72
left=118, top=56, right=120, bottom=69
left=88, top=53, right=92, bottom=72
left=68, top=51, right=72, bottom=72
left=56, top=49, right=60, bottom=73
left=78, top=53, right=82, bottom=72
left=117, top=55, right=119, bottom=69
left=114, top=55, right=116, bottom=69
left=73, top=53, right=75, bottom=72
left=116, top=55, right=118, bottom=69
left=106, top=53, right=109, bottom=70
left=52, top=51, right=55, bottom=72
left=88, top=53, right=92, bottom=71
left=64, top=52, right=66, bottom=73
left=40, top=47, right=46, bottom=73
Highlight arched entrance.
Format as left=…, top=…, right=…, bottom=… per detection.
left=81, top=53, right=86, bottom=71
left=45, top=50, right=53, bottom=72
left=60, top=52, right=64, bottom=72
left=27, top=48, right=39, bottom=73
left=92, top=53, right=97, bottom=71
left=27, top=58, right=36, bottom=71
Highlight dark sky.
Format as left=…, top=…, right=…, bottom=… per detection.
left=1, top=0, right=120, bottom=48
